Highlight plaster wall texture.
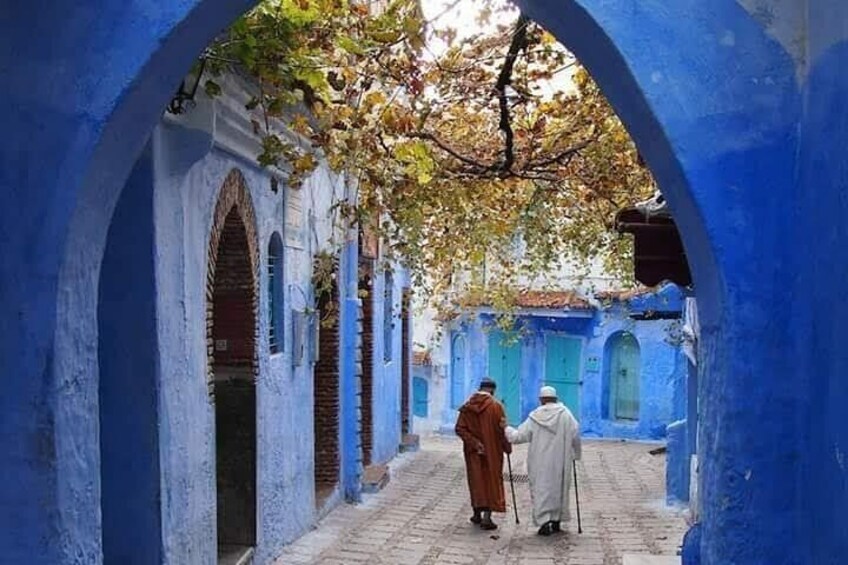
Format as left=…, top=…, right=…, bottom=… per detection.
left=794, top=2, right=848, bottom=561
left=99, top=77, right=410, bottom=562
left=1, top=0, right=845, bottom=563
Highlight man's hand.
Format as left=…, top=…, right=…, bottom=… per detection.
left=499, top=417, right=507, bottom=430
left=475, top=441, right=486, bottom=456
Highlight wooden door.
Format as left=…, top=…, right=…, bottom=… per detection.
left=545, top=334, right=583, bottom=418
left=488, top=332, right=521, bottom=425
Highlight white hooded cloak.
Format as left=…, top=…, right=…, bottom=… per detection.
left=506, top=402, right=581, bottom=525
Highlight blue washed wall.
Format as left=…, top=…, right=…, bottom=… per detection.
left=667, top=420, right=690, bottom=504
left=97, top=144, right=162, bottom=564
left=581, top=308, right=686, bottom=440
left=367, top=257, right=406, bottom=464
left=153, top=122, right=314, bottom=563
left=148, top=111, right=410, bottom=561
left=0, top=1, right=839, bottom=563
left=796, top=2, right=848, bottom=561
left=441, top=299, right=684, bottom=442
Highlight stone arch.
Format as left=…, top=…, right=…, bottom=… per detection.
left=358, top=254, right=375, bottom=467
left=313, top=253, right=341, bottom=508
left=206, top=168, right=259, bottom=558
left=206, top=169, right=261, bottom=377
left=0, top=1, right=809, bottom=563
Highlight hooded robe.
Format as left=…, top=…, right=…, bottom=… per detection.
left=506, top=402, right=581, bottom=525
left=455, top=392, right=511, bottom=512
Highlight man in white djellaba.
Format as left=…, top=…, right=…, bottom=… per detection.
left=505, top=385, right=581, bottom=536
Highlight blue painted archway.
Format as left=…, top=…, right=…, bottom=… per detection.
left=2, top=1, right=846, bottom=563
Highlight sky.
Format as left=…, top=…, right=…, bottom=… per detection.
left=420, top=0, right=577, bottom=96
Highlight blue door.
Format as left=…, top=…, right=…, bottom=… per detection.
left=450, top=334, right=466, bottom=408
left=545, top=335, right=582, bottom=418
left=609, top=333, right=641, bottom=421
left=413, top=376, right=428, bottom=418
left=488, top=332, right=521, bottom=424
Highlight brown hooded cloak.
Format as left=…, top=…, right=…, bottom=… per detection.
left=455, top=392, right=512, bottom=513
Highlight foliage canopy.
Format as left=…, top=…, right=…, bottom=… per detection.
left=204, top=0, right=653, bottom=310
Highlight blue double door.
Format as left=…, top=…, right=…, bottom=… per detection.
left=488, top=332, right=522, bottom=425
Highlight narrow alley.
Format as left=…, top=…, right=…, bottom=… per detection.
left=276, top=438, right=685, bottom=565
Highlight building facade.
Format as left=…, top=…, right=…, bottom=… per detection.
left=416, top=285, right=686, bottom=445
left=86, top=74, right=413, bottom=564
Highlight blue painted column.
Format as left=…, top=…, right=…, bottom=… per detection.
left=339, top=235, right=362, bottom=502
left=666, top=420, right=689, bottom=504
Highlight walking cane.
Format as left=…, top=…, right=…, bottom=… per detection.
left=572, top=459, right=583, bottom=534
left=506, top=451, right=520, bottom=525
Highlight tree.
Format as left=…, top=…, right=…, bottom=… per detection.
left=203, top=0, right=654, bottom=311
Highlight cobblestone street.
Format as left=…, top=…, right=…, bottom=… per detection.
left=276, top=437, right=686, bottom=565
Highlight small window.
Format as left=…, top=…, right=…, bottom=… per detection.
left=268, top=233, right=284, bottom=354
left=383, top=269, right=394, bottom=362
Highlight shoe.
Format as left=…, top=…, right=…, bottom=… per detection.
left=551, top=521, right=561, bottom=532
left=470, top=514, right=482, bottom=525
left=537, top=522, right=554, bottom=536
left=480, top=519, right=498, bottom=531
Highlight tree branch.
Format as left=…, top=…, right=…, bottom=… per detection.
left=524, top=138, right=594, bottom=170
left=495, top=15, right=530, bottom=173
left=408, top=131, right=493, bottom=171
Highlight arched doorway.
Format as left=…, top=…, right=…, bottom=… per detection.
left=207, top=170, right=259, bottom=562
left=314, top=255, right=341, bottom=507
left=1, top=2, right=814, bottom=563
left=358, top=255, right=375, bottom=467
left=604, top=332, right=641, bottom=421
left=450, top=333, right=467, bottom=409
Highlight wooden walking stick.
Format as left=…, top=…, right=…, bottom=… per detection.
left=506, top=451, right=520, bottom=525
left=573, top=459, right=583, bottom=534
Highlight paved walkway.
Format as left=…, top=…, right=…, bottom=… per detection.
left=275, top=437, right=686, bottom=565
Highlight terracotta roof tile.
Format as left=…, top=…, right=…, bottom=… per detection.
left=594, top=287, right=654, bottom=302
left=512, top=290, right=591, bottom=310
left=413, top=350, right=431, bottom=366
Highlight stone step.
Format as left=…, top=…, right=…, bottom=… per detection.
left=399, top=433, right=420, bottom=453
left=362, top=464, right=390, bottom=493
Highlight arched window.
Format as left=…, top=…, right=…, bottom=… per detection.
left=383, top=268, right=394, bottom=362
left=268, top=233, right=284, bottom=354
left=605, top=332, right=641, bottom=421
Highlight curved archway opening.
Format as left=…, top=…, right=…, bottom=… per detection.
left=602, top=331, right=642, bottom=422
left=358, top=252, right=376, bottom=467
left=450, top=333, right=467, bottom=409
left=207, top=174, right=260, bottom=561
left=313, top=255, right=341, bottom=508
left=37, top=0, right=803, bottom=562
